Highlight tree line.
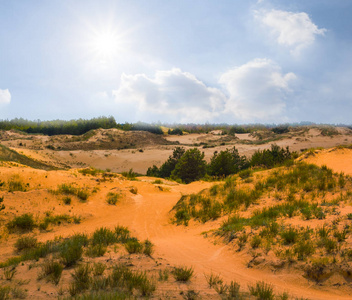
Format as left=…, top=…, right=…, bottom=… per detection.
left=147, top=145, right=296, bottom=183
left=0, top=117, right=163, bottom=136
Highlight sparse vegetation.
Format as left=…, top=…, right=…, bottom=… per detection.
left=106, top=192, right=120, bottom=205
left=50, top=183, right=90, bottom=201
left=6, top=213, right=36, bottom=232
left=172, top=266, right=194, bottom=282
left=14, top=236, right=38, bottom=252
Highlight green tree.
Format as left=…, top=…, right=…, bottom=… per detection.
left=208, top=147, right=249, bottom=177
left=172, top=148, right=207, bottom=183
left=146, top=147, right=185, bottom=178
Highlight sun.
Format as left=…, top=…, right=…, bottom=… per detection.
left=91, top=30, right=119, bottom=60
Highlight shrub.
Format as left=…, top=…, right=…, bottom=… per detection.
left=228, top=281, right=242, bottom=299
left=7, top=176, right=26, bottom=192
left=63, top=196, right=71, bottom=205
left=14, top=236, right=38, bottom=252
left=60, top=238, right=84, bottom=267
left=238, top=169, right=252, bottom=179
left=280, top=227, right=298, bottom=245
left=91, top=227, right=117, bottom=246
left=7, top=214, right=36, bottom=232
left=294, top=240, right=315, bottom=260
left=204, top=272, right=223, bottom=288
left=158, top=269, right=169, bottom=281
left=121, top=169, right=137, bottom=180
left=0, top=286, right=10, bottom=299
left=153, top=179, right=163, bottom=184
left=172, top=266, right=194, bottom=282
left=93, top=262, right=106, bottom=276
left=115, top=225, right=131, bottom=243
left=76, top=189, right=90, bottom=201
left=106, top=192, right=120, bottom=205
left=3, top=266, right=16, bottom=281
left=248, top=281, right=274, bottom=300
left=86, top=244, right=107, bottom=257
left=70, top=264, right=91, bottom=295
left=39, top=259, right=63, bottom=285
left=250, top=235, right=262, bottom=249
left=143, top=239, right=154, bottom=256
left=125, top=239, right=143, bottom=254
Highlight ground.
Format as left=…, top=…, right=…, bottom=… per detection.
left=1, top=126, right=352, bottom=299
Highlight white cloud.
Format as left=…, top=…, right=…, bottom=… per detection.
left=256, top=9, right=326, bottom=55
left=220, top=59, right=296, bottom=121
left=112, top=62, right=297, bottom=123
left=113, top=68, right=226, bottom=122
left=0, top=89, right=11, bottom=104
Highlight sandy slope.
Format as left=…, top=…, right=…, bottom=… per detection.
left=1, top=158, right=352, bottom=298
left=305, top=148, right=352, bottom=175
left=2, top=126, right=352, bottom=174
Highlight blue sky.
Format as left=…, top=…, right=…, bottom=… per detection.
left=1, top=0, right=352, bottom=124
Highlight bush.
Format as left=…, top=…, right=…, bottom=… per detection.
left=92, top=227, right=117, bottom=246
left=251, top=144, right=293, bottom=168
left=70, top=264, right=91, bottom=295
left=86, top=244, right=107, bottom=257
left=7, top=176, right=26, bottom=192
left=280, top=227, right=298, bottom=245
left=60, top=238, right=84, bottom=267
left=125, top=239, right=143, bottom=254
left=63, top=196, right=71, bottom=205
left=121, top=169, right=137, bottom=180
left=14, top=236, right=38, bottom=252
left=7, top=214, right=36, bottom=232
left=115, top=225, right=131, bottom=243
left=143, top=239, right=154, bottom=256
left=106, top=192, right=120, bottom=205
left=93, top=262, right=106, bottom=276
left=172, top=266, right=194, bottom=282
left=248, top=281, right=274, bottom=300
left=39, top=259, right=63, bottom=285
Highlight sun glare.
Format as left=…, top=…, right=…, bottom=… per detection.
left=89, top=29, right=122, bottom=62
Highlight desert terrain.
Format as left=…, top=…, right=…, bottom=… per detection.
left=1, top=126, right=352, bottom=299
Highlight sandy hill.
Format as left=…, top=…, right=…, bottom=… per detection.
left=1, top=126, right=352, bottom=174
left=1, top=146, right=352, bottom=299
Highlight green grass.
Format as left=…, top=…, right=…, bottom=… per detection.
left=38, top=259, right=63, bottom=285
left=248, top=281, right=274, bottom=300
left=121, top=169, right=138, bottom=180
left=6, top=213, right=36, bottom=232
left=172, top=266, right=194, bottom=282
left=7, top=176, right=26, bottom=192
left=39, top=213, right=75, bottom=230
left=14, top=236, right=38, bottom=252
left=0, top=144, right=56, bottom=170
left=106, top=192, right=120, bottom=205
left=51, top=183, right=90, bottom=201
left=124, top=239, right=143, bottom=254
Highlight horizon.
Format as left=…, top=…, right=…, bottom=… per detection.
left=1, top=1, right=352, bottom=124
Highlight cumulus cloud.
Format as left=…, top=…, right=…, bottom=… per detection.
left=113, top=68, right=226, bottom=122
left=0, top=89, right=11, bottom=104
left=112, top=62, right=296, bottom=123
left=220, top=59, right=296, bottom=121
left=256, top=9, right=326, bottom=55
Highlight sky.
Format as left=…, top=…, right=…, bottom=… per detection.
left=1, top=0, right=352, bottom=124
